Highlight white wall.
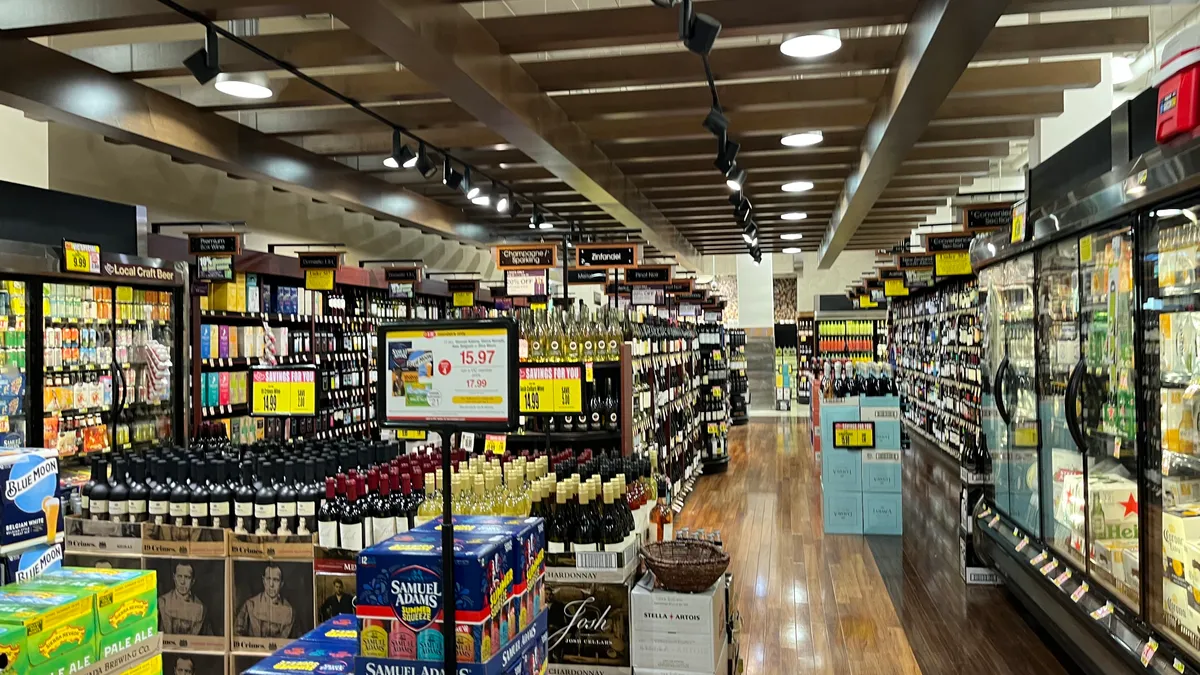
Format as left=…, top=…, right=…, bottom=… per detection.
left=735, top=254, right=773, bottom=327
left=793, top=250, right=879, bottom=313
left=0, top=105, right=47, bottom=189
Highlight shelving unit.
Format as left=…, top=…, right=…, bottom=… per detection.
left=728, top=329, right=748, bottom=426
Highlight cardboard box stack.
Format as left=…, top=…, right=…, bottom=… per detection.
left=242, top=615, right=356, bottom=675
left=819, top=395, right=903, bottom=535
left=631, top=573, right=728, bottom=675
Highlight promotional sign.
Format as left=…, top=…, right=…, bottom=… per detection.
left=447, top=279, right=478, bottom=307
left=504, top=270, right=547, bottom=297
left=305, top=268, right=335, bottom=291
left=187, top=233, right=242, bottom=256
left=62, top=240, right=101, bottom=275
left=905, top=269, right=934, bottom=290
left=880, top=268, right=907, bottom=297
left=495, top=244, right=557, bottom=271
left=251, top=367, right=318, bottom=417
left=567, top=268, right=607, bottom=285
left=197, top=255, right=234, bottom=281
left=385, top=267, right=422, bottom=283
left=927, top=233, right=975, bottom=277
left=632, top=288, right=661, bottom=305
left=679, top=304, right=699, bottom=317
left=377, top=319, right=519, bottom=429
left=625, top=265, right=672, bottom=285
left=575, top=243, right=639, bottom=268
left=963, top=204, right=1012, bottom=232
left=859, top=294, right=878, bottom=309
left=388, top=283, right=413, bottom=300
left=518, top=365, right=582, bottom=414
left=1011, top=200, right=1029, bottom=244
left=834, top=421, right=875, bottom=448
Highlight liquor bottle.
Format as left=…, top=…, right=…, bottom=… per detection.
left=149, top=460, right=171, bottom=525
left=169, top=463, right=191, bottom=527
left=573, top=482, right=599, bottom=553
left=234, top=462, right=256, bottom=535
left=317, top=478, right=339, bottom=548
left=588, top=381, right=602, bottom=431
left=81, top=456, right=104, bottom=520
left=604, top=376, right=619, bottom=431
left=398, top=473, right=416, bottom=532
left=650, top=477, right=673, bottom=542
left=254, top=463, right=278, bottom=535
left=209, top=459, right=233, bottom=529
left=372, top=471, right=397, bottom=544
left=600, top=482, right=624, bottom=551
left=188, top=460, right=211, bottom=528
left=547, top=483, right=570, bottom=553
left=277, top=462, right=298, bottom=536
left=340, top=478, right=365, bottom=551
left=297, top=460, right=320, bottom=537
left=127, top=459, right=149, bottom=523
left=107, top=457, right=129, bottom=523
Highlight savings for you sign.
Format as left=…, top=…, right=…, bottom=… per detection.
left=378, top=320, right=519, bottom=429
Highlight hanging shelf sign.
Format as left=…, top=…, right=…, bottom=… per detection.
left=963, top=203, right=1012, bottom=232
left=448, top=279, right=478, bottom=307
left=188, top=233, right=242, bottom=256
left=298, top=251, right=342, bottom=292
left=575, top=243, right=639, bottom=268
left=927, top=234, right=975, bottom=277
left=625, top=265, right=673, bottom=285
left=62, top=240, right=101, bottom=275
left=567, top=268, right=607, bottom=285
left=495, top=244, right=558, bottom=271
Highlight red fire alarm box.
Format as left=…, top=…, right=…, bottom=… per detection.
left=1155, top=27, right=1200, bottom=144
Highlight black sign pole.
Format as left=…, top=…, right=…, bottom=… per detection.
left=439, top=427, right=456, bottom=675
left=562, top=232, right=570, bottom=303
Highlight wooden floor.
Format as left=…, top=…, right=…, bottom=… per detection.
left=677, top=418, right=1078, bottom=675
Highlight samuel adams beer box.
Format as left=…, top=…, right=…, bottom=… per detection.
left=357, top=531, right=514, bottom=664
left=0, top=450, right=61, bottom=551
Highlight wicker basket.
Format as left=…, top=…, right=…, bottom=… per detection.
left=642, top=540, right=730, bottom=593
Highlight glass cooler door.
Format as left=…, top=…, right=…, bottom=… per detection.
left=980, top=264, right=1011, bottom=515
left=1037, top=240, right=1085, bottom=568
left=114, top=286, right=175, bottom=450
left=42, top=282, right=115, bottom=456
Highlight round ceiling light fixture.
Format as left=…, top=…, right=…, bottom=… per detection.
left=214, top=72, right=273, bottom=99
left=781, top=131, right=823, bottom=147
left=781, top=180, right=814, bottom=193
left=780, top=31, right=842, bottom=59
left=782, top=247, right=802, bottom=254
left=780, top=233, right=804, bottom=240
left=780, top=212, right=808, bottom=221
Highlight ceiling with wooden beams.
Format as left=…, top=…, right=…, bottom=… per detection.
left=1, top=0, right=1161, bottom=260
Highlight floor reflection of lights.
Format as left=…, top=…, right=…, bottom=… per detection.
left=792, top=581, right=808, bottom=605
left=756, top=576, right=768, bottom=597
left=782, top=621, right=808, bottom=648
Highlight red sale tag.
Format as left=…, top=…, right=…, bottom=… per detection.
left=1053, top=569, right=1072, bottom=588
left=1089, top=602, right=1113, bottom=620
left=1071, top=582, right=1089, bottom=603
left=1015, top=537, right=1029, bottom=552
left=1140, top=638, right=1158, bottom=667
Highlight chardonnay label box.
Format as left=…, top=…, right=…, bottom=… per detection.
left=635, top=640, right=728, bottom=675
left=548, top=577, right=632, bottom=671
left=630, top=573, right=726, bottom=674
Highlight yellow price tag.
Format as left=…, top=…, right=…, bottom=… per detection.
left=707, top=423, right=719, bottom=435
left=453, top=290, right=474, bottom=307
left=254, top=382, right=286, bottom=415
left=1011, top=204, right=1027, bottom=244
left=884, top=279, right=908, bottom=297
left=63, top=241, right=100, bottom=274
left=398, top=429, right=428, bottom=441
left=531, top=302, right=547, bottom=311
left=306, top=268, right=335, bottom=291
left=484, top=434, right=507, bottom=456
left=1014, top=424, right=1038, bottom=447
left=1080, top=235, right=1093, bottom=263
left=252, top=369, right=317, bottom=416
left=859, top=294, right=877, bottom=308
left=519, top=378, right=554, bottom=413
left=291, top=377, right=316, bottom=415
left=586, top=362, right=594, bottom=383
left=713, top=386, right=722, bottom=398
left=775, top=373, right=784, bottom=388
left=554, top=377, right=582, bottom=414
left=833, top=422, right=874, bottom=448
left=935, top=251, right=972, bottom=276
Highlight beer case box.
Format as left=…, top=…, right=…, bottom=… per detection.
left=21, top=567, right=157, bottom=637
left=355, top=610, right=547, bottom=675
left=0, top=450, right=62, bottom=552
left=357, top=531, right=514, bottom=663
left=820, top=449, right=861, bottom=493
left=1165, top=477, right=1200, bottom=509
left=300, top=614, right=357, bottom=645
left=822, top=490, right=863, bottom=535
left=1162, top=505, right=1200, bottom=585
left=0, top=589, right=97, bottom=675
left=1, top=542, right=62, bottom=586
left=862, top=492, right=903, bottom=536
left=547, top=577, right=632, bottom=671
left=631, top=573, right=726, bottom=674
left=1092, top=540, right=1138, bottom=587
left=245, top=652, right=354, bottom=675
left=1165, top=576, right=1200, bottom=637
left=272, top=640, right=356, bottom=661
left=861, top=450, right=901, bottom=493
left=115, top=653, right=161, bottom=675
left=635, top=640, right=729, bottom=675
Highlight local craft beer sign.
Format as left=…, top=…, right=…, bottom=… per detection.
left=575, top=243, right=639, bottom=268
left=495, top=244, right=557, bottom=271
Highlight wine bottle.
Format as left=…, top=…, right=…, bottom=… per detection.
left=604, top=377, right=619, bottom=431
left=107, top=457, right=129, bottom=523
left=81, top=456, right=102, bottom=520
left=277, top=462, right=298, bottom=536
left=254, top=462, right=278, bottom=535
left=372, top=471, right=396, bottom=545
left=127, top=459, right=149, bottom=524
left=573, top=482, right=599, bottom=553
left=297, top=460, right=320, bottom=537
left=317, top=478, right=340, bottom=548
left=209, top=459, right=233, bottom=529
left=148, top=460, right=171, bottom=525
left=340, top=478, right=364, bottom=551
left=547, top=484, right=570, bottom=554
left=234, top=462, right=256, bottom=535
left=189, top=460, right=211, bottom=528
left=169, top=463, right=191, bottom=527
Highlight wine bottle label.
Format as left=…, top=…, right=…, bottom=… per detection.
left=573, top=543, right=599, bottom=553
left=128, top=500, right=147, bottom=515
left=548, top=542, right=566, bottom=554
left=210, top=502, right=231, bottom=517
left=298, top=501, right=317, bottom=517
left=81, top=495, right=90, bottom=511
left=169, top=502, right=188, bottom=518
left=591, top=413, right=601, bottom=423
left=190, top=503, right=209, bottom=519
left=235, top=502, right=253, bottom=518
left=255, top=503, right=277, bottom=519
left=373, top=518, right=397, bottom=543
left=108, top=501, right=127, bottom=517
left=278, top=502, right=298, bottom=518
left=569, top=341, right=578, bottom=353
left=396, top=517, right=410, bottom=534
left=609, top=340, right=619, bottom=353
left=149, top=501, right=168, bottom=516
left=584, top=340, right=594, bottom=353
left=340, top=523, right=364, bottom=551
left=550, top=340, right=560, bottom=352
left=318, top=521, right=338, bottom=548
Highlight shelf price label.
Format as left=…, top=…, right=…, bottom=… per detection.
left=1071, top=582, right=1089, bottom=603
left=306, top=268, right=335, bottom=291
left=62, top=241, right=101, bottom=275
left=1140, top=638, right=1158, bottom=667
left=453, top=291, right=475, bottom=307
left=519, top=366, right=582, bottom=414
left=935, top=251, right=972, bottom=277
left=485, top=434, right=507, bottom=456
left=398, top=429, right=428, bottom=441
left=251, top=368, right=318, bottom=417
left=833, top=422, right=874, bottom=449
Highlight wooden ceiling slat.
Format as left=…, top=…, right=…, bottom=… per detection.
left=0, top=0, right=328, bottom=38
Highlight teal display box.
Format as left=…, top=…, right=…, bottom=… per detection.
left=822, top=490, right=864, bottom=535
left=821, top=448, right=862, bottom=492
left=860, top=400, right=902, bottom=450
left=820, top=402, right=861, bottom=448
left=862, top=449, right=901, bottom=492
left=863, top=492, right=903, bottom=535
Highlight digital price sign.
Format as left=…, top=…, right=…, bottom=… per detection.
left=250, top=367, right=319, bottom=417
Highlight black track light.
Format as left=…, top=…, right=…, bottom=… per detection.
left=725, top=165, right=748, bottom=192
left=496, top=188, right=514, bottom=214
left=472, top=180, right=494, bottom=208
left=414, top=142, right=436, bottom=179
left=183, top=25, right=220, bottom=85
left=442, top=157, right=463, bottom=191
left=728, top=190, right=743, bottom=207
left=742, top=220, right=758, bottom=246
left=529, top=207, right=543, bottom=230
left=714, top=137, right=740, bottom=174
left=509, top=199, right=523, bottom=219
left=384, top=130, right=416, bottom=169
left=735, top=196, right=753, bottom=223
left=685, top=13, right=722, bottom=56
left=703, top=106, right=729, bottom=139
left=463, top=167, right=479, bottom=199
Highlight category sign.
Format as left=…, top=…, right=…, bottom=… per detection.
left=62, top=240, right=101, bottom=275
left=880, top=268, right=907, bottom=297
left=632, top=287, right=662, bottom=305
left=963, top=204, right=1012, bottom=232
left=1011, top=200, right=1029, bottom=244
left=567, top=268, right=607, bottom=285
left=187, top=233, right=242, bottom=256
left=305, top=269, right=335, bottom=291
left=833, top=421, right=875, bottom=448
left=378, top=319, right=519, bottom=429
left=518, top=365, right=583, bottom=414
left=385, top=267, right=422, bottom=283
left=898, top=254, right=935, bottom=269
left=575, top=243, right=639, bottom=268
left=505, top=269, right=547, bottom=297
left=297, top=252, right=343, bottom=269
left=495, top=244, right=557, bottom=271
left=663, top=280, right=695, bottom=294
left=927, top=233, right=975, bottom=278
left=251, top=367, right=318, bottom=417
left=625, top=265, right=672, bottom=285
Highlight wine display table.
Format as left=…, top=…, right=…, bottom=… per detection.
left=818, top=394, right=903, bottom=535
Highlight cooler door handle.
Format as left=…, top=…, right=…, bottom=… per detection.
left=1064, top=358, right=1088, bottom=452
left=993, top=357, right=1011, bottom=424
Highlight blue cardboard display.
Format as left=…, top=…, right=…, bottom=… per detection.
left=821, top=448, right=862, bottom=492
left=822, top=490, right=864, bottom=535
left=863, top=492, right=903, bottom=535
left=861, top=450, right=902, bottom=493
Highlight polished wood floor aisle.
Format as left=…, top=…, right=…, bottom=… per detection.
left=676, top=418, right=1077, bottom=675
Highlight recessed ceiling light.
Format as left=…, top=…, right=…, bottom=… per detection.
left=782, top=247, right=802, bottom=254
left=782, top=181, right=814, bottom=193
left=781, top=233, right=804, bottom=241
left=781, top=131, right=823, bottom=147
left=781, top=212, right=808, bottom=221
left=214, top=72, right=273, bottom=99
left=538, top=222, right=554, bottom=230
left=780, top=31, right=842, bottom=59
